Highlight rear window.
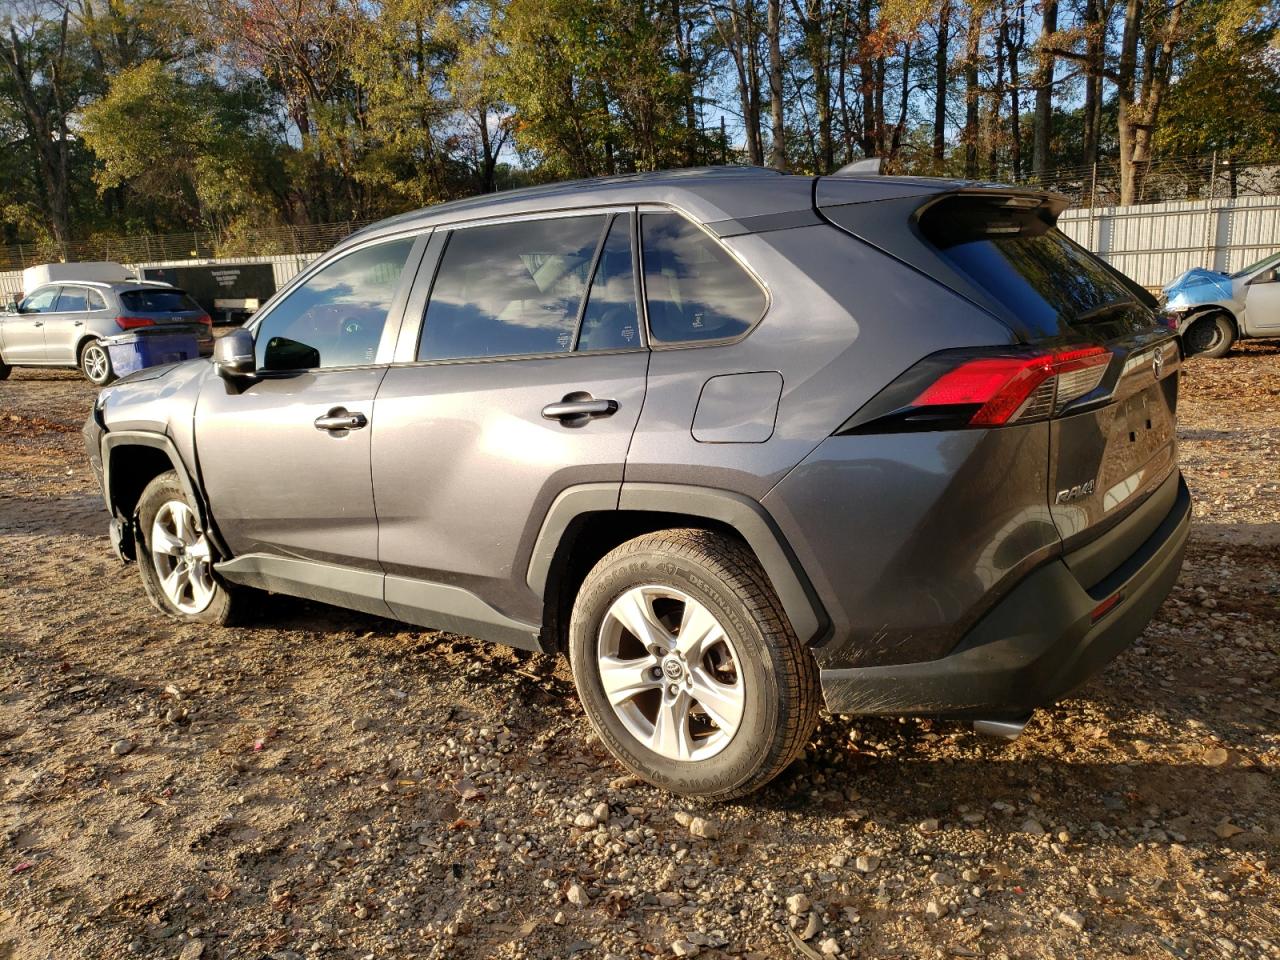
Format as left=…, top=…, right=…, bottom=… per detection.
left=120, top=289, right=202, bottom=313
left=920, top=196, right=1156, bottom=340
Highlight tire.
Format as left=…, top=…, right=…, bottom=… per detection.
left=79, top=339, right=116, bottom=385
left=1184, top=312, right=1235, bottom=358
left=134, top=471, right=250, bottom=626
left=568, top=528, right=821, bottom=801
left=0, top=353, right=10, bottom=380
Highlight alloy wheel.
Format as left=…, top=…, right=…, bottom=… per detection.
left=149, top=500, right=215, bottom=614
left=82, top=343, right=110, bottom=384
left=596, top=585, right=745, bottom=761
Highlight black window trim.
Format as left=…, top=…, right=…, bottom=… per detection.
left=396, top=205, right=649, bottom=368
left=635, top=204, right=771, bottom=351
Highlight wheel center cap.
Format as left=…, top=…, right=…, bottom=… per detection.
left=662, top=656, right=684, bottom=681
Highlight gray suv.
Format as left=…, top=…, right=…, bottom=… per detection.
left=84, top=168, right=1190, bottom=799
left=0, top=280, right=213, bottom=384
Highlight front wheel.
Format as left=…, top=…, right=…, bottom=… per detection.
left=134, top=471, right=250, bottom=625
left=1184, top=312, right=1235, bottom=358
left=80, top=339, right=116, bottom=385
left=569, top=529, right=821, bottom=801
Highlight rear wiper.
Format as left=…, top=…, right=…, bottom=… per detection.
left=1075, top=299, right=1138, bottom=323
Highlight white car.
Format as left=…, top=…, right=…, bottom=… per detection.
left=1163, top=251, right=1280, bottom=357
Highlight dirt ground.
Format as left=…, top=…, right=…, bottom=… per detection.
left=1, top=345, right=1277, bottom=960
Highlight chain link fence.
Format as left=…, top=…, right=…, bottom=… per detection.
left=1011, top=152, right=1280, bottom=207
left=0, top=220, right=375, bottom=274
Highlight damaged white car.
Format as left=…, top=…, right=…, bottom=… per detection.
left=1163, top=251, right=1280, bottom=357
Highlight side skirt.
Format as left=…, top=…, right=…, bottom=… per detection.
left=215, top=553, right=543, bottom=651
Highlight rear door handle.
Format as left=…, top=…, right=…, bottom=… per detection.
left=33, top=321, right=43, bottom=327
left=314, top=409, right=368, bottom=432
left=541, top=396, right=618, bottom=425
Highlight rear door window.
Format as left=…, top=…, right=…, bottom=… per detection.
left=418, top=215, right=607, bottom=361
left=55, top=287, right=88, bottom=312
left=578, top=214, right=640, bottom=351
left=640, top=212, right=766, bottom=343
left=120, top=289, right=203, bottom=313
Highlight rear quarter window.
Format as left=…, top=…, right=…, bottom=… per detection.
left=640, top=213, right=765, bottom=343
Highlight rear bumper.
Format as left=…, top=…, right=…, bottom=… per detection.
left=819, top=473, right=1191, bottom=717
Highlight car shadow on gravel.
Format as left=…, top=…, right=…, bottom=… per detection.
left=0, top=493, right=106, bottom=537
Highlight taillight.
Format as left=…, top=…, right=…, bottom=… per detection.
left=195, top=313, right=212, bottom=327
left=115, top=316, right=155, bottom=330
left=839, top=345, right=1112, bottom=434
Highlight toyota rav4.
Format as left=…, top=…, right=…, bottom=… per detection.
left=84, top=167, right=1190, bottom=800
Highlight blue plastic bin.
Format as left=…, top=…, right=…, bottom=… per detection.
left=103, top=330, right=200, bottom=377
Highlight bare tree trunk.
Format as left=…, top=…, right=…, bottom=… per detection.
left=964, top=3, right=983, bottom=178
left=1006, top=0, right=1025, bottom=179
left=670, top=0, right=701, bottom=165
left=933, top=0, right=952, bottom=169
left=1032, top=0, right=1056, bottom=177
left=1, top=18, right=73, bottom=245
left=1116, top=0, right=1141, bottom=204
left=1082, top=0, right=1103, bottom=167
left=767, top=0, right=787, bottom=170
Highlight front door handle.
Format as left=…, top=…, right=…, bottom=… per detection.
left=541, top=395, right=618, bottom=426
left=314, top=409, right=368, bottom=432
left=73, top=320, right=84, bottom=326
left=33, top=321, right=43, bottom=327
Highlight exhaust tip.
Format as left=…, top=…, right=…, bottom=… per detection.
left=973, top=715, right=1031, bottom=741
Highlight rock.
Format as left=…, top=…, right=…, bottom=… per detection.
left=917, top=818, right=940, bottom=834
left=689, top=817, right=719, bottom=839
left=592, top=802, right=610, bottom=823
left=671, top=941, right=701, bottom=957
left=111, top=739, right=134, bottom=756
left=855, top=854, right=879, bottom=873
left=799, top=911, right=822, bottom=940
left=786, top=892, right=811, bottom=915
left=1204, top=747, right=1231, bottom=766
left=818, top=938, right=841, bottom=956
left=674, top=811, right=693, bottom=827
left=1057, top=910, right=1086, bottom=932
left=573, top=812, right=597, bottom=829
left=929, top=871, right=955, bottom=887
left=566, top=882, right=589, bottom=908
left=1214, top=821, right=1244, bottom=839
left=925, top=899, right=947, bottom=920
left=350, top=717, right=370, bottom=732
left=1020, top=818, right=1046, bottom=836
left=553, top=911, right=566, bottom=925
left=178, top=940, right=205, bottom=960
left=657, top=891, right=683, bottom=907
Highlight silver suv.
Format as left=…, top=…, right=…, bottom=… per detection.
left=0, top=280, right=213, bottom=384
left=84, top=168, right=1190, bottom=799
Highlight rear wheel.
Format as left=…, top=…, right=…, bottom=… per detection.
left=569, top=529, right=820, bottom=801
left=134, top=471, right=250, bottom=625
left=1184, top=312, right=1235, bottom=358
left=79, top=339, right=116, bottom=385
left=0, top=351, right=10, bottom=380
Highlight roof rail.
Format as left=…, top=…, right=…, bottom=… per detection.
left=832, top=157, right=882, bottom=177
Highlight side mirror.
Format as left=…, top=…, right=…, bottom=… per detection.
left=213, top=328, right=256, bottom=379
left=5, top=295, right=21, bottom=313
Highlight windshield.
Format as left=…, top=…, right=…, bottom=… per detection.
left=1230, top=250, right=1280, bottom=279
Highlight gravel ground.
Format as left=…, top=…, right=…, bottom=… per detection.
left=1, top=346, right=1277, bottom=960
